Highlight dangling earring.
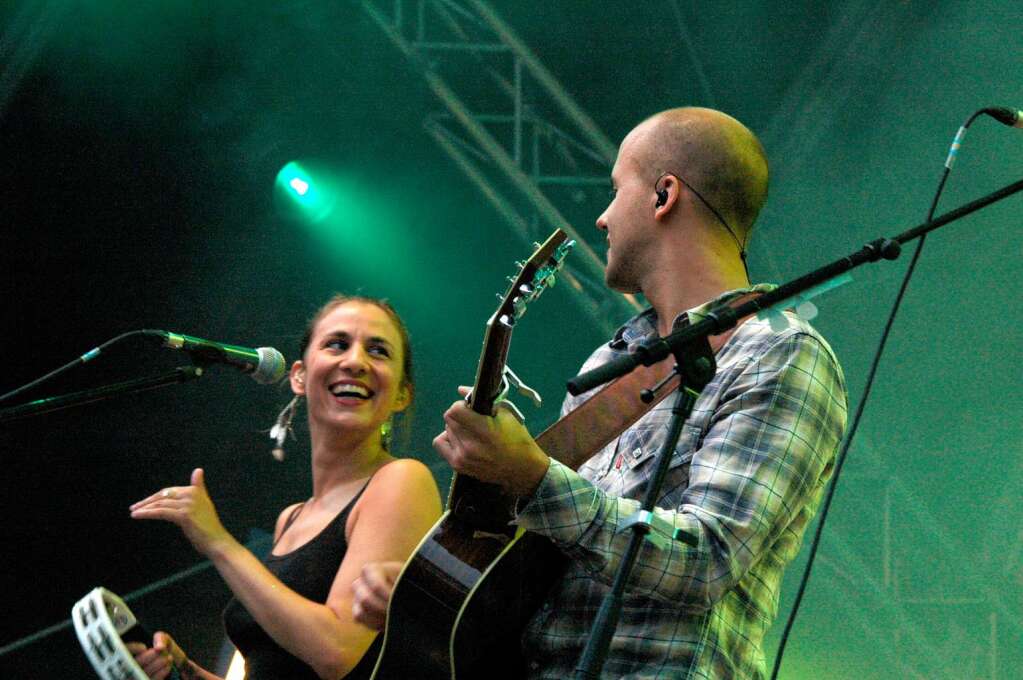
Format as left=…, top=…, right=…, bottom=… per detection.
left=270, top=395, right=302, bottom=461
left=380, top=419, right=393, bottom=451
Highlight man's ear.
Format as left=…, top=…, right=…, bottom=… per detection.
left=653, top=174, right=680, bottom=220
left=289, top=361, right=306, bottom=396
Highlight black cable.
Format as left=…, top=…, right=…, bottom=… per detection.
left=769, top=109, right=988, bottom=679
left=0, top=329, right=157, bottom=406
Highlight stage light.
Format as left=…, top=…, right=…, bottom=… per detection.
left=289, top=177, right=309, bottom=196
left=274, top=161, right=336, bottom=222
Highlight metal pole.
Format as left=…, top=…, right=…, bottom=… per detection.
left=466, top=0, right=618, bottom=164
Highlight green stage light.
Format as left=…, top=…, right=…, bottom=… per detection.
left=274, top=161, right=335, bottom=222
left=270, top=161, right=428, bottom=295
left=289, top=177, right=309, bottom=196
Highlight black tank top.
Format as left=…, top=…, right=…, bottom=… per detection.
left=222, top=483, right=382, bottom=679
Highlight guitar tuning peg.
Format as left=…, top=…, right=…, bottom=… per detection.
left=496, top=293, right=505, bottom=301
left=506, top=276, right=517, bottom=284
left=532, top=241, right=541, bottom=249
left=518, top=283, right=534, bottom=296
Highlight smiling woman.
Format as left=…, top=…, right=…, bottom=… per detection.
left=294, top=295, right=415, bottom=452
left=126, top=295, right=442, bottom=680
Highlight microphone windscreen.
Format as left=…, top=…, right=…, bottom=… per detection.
left=254, top=347, right=287, bottom=384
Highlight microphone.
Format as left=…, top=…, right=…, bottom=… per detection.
left=983, top=107, right=1023, bottom=128
left=946, top=105, right=1023, bottom=169
left=150, top=331, right=286, bottom=384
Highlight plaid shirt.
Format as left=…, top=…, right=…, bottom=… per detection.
left=514, top=286, right=848, bottom=679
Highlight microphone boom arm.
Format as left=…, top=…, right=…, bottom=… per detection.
left=0, top=366, right=205, bottom=423
left=568, top=176, right=1023, bottom=394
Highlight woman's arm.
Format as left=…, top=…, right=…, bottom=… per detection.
left=132, top=462, right=441, bottom=679
left=213, top=459, right=441, bottom=678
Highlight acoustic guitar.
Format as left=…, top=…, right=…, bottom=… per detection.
left=369, top=229, right=573, bottom=680
left=369, top=224, right=727, bottom=679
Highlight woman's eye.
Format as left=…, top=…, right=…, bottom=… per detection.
left=327, top=339, right=349, bottom=351
left=369, top=345, right=390, bottom=357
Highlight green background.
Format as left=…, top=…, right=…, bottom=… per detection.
left=1, top=1, right=1020, bottom=677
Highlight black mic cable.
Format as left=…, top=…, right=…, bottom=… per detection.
left=770, top=105, right=1022, bottom=680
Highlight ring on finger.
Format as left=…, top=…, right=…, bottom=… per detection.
left=161, top=488, right=176, bottom=499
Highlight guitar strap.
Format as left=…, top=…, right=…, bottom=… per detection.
left=536, top=293, right=761, bottom=471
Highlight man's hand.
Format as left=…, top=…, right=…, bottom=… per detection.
left=352, top=561, right=403, bottom=631
left=433, top=387, right=551, bottom=498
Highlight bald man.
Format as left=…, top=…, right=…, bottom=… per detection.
left=359, top=108, right=848, bottom=679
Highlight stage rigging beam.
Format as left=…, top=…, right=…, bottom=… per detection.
left=358, top=0, right=641, bottom=330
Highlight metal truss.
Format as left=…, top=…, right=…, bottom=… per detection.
left=358, top=0, right=641, bottom=330
left=830, top=468, right=1019, bottom=680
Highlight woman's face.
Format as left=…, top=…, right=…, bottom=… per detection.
left=293, top=301, right=410, bottom=438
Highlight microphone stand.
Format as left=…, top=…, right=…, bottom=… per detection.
left=573, top=333, right=715, bottom=679
left=0, top=366, right=204, bottom=423
left=568, top=176, right=1023, bottom=679
left=569, top=176, right=1023, bottom=395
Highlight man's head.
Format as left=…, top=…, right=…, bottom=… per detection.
left=596, top=107, right=769, bottom=293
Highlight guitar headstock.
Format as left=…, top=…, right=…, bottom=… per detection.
left=494, top=229, right=575, bottom=325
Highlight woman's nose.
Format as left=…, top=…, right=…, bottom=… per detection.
left=338, top=344, right=369, bottom=372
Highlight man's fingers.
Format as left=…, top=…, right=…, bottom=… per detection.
left=362, top=563, right=400, bottom=596
left=353, top=562, right=404, bottom=630
left=360, top=586, right=390, bottom=612
left=433, top=431, right=455, bottom=459
left=353, top=601, right=384, bottom=630
left=362, top=576, right=393, bottom=605
left=352, top=585, right=387, bottom=630
left=443, top=399, right=483, bottom=428
left=433, top=430, right=470, bottom=471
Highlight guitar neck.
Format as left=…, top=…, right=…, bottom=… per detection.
left=446, top=229, right=571, bottom=527
left=468, top=317, right=512, bottom=415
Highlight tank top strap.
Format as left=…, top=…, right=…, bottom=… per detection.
left=273, top=502, right=307, bottom=548
left=273, top=468, right=381, bottom=549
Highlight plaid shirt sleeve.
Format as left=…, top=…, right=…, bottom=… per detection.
left=514, top=325, right=847, bottom=611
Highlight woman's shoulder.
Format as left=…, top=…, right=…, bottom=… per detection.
left=362, top=458, right=442, bottom=509
left=375, top=457, right=435, bottom=482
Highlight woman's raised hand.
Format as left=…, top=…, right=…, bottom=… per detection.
left=131, top=468, right=233, bottom=557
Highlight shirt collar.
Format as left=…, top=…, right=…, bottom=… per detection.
left=608, top=283, right=776, bottom=351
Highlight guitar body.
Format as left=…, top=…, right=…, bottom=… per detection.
left=370, top=505, right=564, bottom=679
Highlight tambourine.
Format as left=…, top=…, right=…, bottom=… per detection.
left=72, top=587, right=179, bottom=680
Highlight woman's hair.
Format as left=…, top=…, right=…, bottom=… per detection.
left=299, top=294, right=415, bottom=401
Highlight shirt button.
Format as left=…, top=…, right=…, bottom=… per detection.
left=530, top=661, right=540, bottom=670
